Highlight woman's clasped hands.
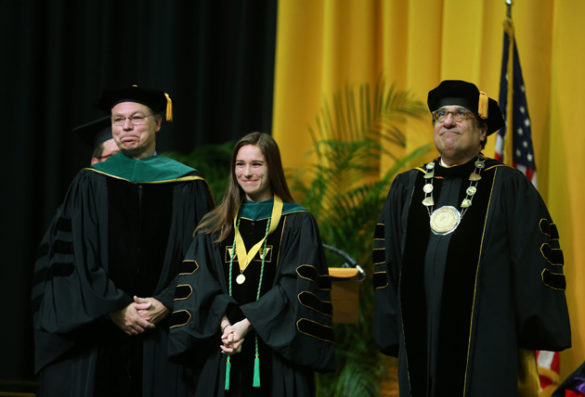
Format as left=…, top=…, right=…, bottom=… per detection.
left=220, top=316, right=252, bottom=355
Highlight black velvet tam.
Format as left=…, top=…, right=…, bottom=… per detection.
left=427, top=80, right=505, bottom=134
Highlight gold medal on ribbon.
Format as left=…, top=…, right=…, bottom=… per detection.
left=430, top=206, right=461, bottom=235
left=236, top=274, right=246, bottom=285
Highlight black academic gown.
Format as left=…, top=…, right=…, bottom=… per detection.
left=31, top=154, right=213, bottom=397
left=169, top=201, right=335, bottom=397
left=373, top=157, right=571, bottom=397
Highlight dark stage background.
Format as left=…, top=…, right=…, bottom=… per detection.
left=0, top=0, right=277, bottom=389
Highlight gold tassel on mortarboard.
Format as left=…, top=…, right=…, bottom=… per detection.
left=164, top=92, right=173, bottom=122
left=478, top=91, right=488, bottom=119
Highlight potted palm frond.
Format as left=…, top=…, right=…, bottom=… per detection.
left=288, top=79, right=431, bottom=397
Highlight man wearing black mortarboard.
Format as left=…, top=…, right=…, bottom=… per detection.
left=372, top=80, right=571, bottom=396
left=32, top=85, right=214, bottom=397
left=73, top=115, right=119, bottom=165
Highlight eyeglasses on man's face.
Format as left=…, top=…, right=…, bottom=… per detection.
left=432, top=107, right=474, bottom=123
left=111, top=113, right=153, bottom=126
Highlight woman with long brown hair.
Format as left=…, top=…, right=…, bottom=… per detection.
left=169, top=132, right=334, bottom=396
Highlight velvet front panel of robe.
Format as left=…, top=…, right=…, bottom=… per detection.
left=401, top=158, right=495, bottom=396
left=221, top=217, right=279, bottom=395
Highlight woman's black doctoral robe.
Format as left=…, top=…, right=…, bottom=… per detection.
left=169, top=200, right=335, bottom=397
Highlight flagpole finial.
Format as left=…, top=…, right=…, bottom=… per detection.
left=506, top=0, right=513, bottom=18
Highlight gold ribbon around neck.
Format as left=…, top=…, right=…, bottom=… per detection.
left=233, top=195, right=283, bottom=272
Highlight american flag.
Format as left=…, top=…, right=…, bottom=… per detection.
left=495, top=16, right=558, bottom=395
left=494, top=17, right=537, bottom=186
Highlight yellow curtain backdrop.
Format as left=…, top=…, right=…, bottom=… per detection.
left=272, top=0, right=585, bottom=384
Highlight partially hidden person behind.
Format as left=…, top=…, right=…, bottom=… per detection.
left=71, top=115, right=120, bottom=165
left=169, top=132, right=335, bottom=396
left=372, top=80, right=571, bottom=397
left=31, top=85, right=214, bottom=397
left=34, top=115, right=121, bottom=300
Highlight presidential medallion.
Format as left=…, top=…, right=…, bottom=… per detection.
left=430, top=206, right=461, bottom=235
left=236, top=274, right=246, bottom=285
left=422, top=155, right=486, bottom=235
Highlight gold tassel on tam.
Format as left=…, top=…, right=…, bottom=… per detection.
left=164, top=93, right=173, bottom=122
left=478, top=91, right=489, bottom=119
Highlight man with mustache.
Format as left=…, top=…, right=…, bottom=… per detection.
left=373, top=80, right=571, bottom=396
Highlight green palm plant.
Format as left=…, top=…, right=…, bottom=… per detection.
left=289, top=79, right=431, bottom=397
left=164, top=140, right=234, bottom=203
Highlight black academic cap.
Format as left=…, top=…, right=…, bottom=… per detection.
left=98, top=85, right=173, bottom=121
left=72, top=115, right=112, bottom=148
left=427, top=80, right=505, bottom=135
